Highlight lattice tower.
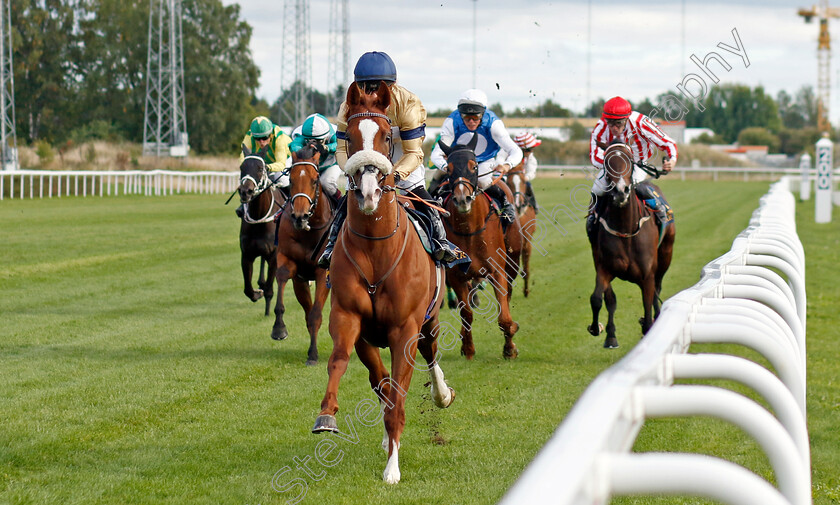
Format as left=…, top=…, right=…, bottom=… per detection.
left=0, top=0, right=17, bottom=170
left=799, top=1, right=840, bottom=133
left=279, top=0, right=312, bottom=127
left=143, top=0, right=189, bottom=157
left=327, top=0, right=350, bottom=118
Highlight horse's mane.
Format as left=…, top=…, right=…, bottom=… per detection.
left=295, top=142, right=318, bottom=161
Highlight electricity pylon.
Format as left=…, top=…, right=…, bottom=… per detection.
left=279, top=0, right=312, bottom=127
left=143, top=0, right=189, bottom=157
left=0, top=0, right=17, bottom=171
left=799, top=1, right=840, bottom=133
left=327, top=0, right=350, bottom=118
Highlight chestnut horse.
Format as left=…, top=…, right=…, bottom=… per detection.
left=312, top=81, right=455, bottom=484
left=505, top=162, right=536, bottom=297
left=587, top=141, right=675, bottom=348
left=238, top=145, right=286, bottom=316
left=271, top=142, right=332, bottom=365
left=438, top=136, right=521, bottom=359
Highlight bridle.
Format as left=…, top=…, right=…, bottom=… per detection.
left=239, top=155, right=283, bottom=224
left=345, top=111, right=395, bottom=164
left=287, top=161, right=324, bottom=229
left=239, top=155, right=271, bottom=197
left=447, top=150, right=480, bottom=203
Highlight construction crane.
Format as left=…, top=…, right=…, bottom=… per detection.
left=799, top=1, right=840, bottom=133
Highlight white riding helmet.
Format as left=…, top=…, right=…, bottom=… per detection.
left=300, top=113, right=334, bottom=141
left=457, top=89, right=488, bottom=116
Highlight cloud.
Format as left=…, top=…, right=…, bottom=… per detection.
left=227, top=0, right=831, bottom=121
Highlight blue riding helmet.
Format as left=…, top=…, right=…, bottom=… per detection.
left=354, top=51, right=397, bottom=83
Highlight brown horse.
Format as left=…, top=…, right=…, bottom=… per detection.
left=438, top=136, right=521, bottom=360
left=587, top=141, right=675, bottom=348
left=270, top=142, right=332, bottom=365
left=312, top=81, right=455, bottom=484
left=505, top=162, right=536, bottom=297
left=238, top=145, right=286, bottom=316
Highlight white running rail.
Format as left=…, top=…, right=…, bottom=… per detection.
left=500, top=177, right=810, bottom=505
left=0, top=169, right=237, bottom=200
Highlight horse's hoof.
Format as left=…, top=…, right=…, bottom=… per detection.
left=445, top=387, right=456, bottom=407
left=460, top=347, right=475, bottom=360
left=312, top=415, right=339, bottom=433
left=503, top=345, right=519, bottom=360
left=248, top=289, right=264, bottom=302
left=588, top=323, right=604, bottom=336
left=305, top=359, right=318, bottom=367
left=603, top=337, right=619, bottom=349
left=271, top=326, right=288, bottom=341
left=523, top=288, right=530, bottom=298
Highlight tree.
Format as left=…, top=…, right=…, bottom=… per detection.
left=694, top=84, right=782, bottom=142
left=75, top=0, right=149, bottom=142
left=581, top=97, right=605, bottom=118
left=737, top=127, right=780, bottom=152
left=11, top=0, right=79, bottom=143
left=181, top=0, right=260, bottom=154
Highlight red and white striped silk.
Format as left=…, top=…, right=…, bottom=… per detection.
left=589, top=111, right=678, bottom=170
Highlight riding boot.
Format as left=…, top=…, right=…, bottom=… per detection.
left=635, top=183, right=673, bottom=241
left=525, top=180, right=539, bottom=214
left=410, top=187, right=459, bottom=263
left=485, top=184, right=516, bottom=226
left=327, top=189, right=341, bottom=211
left=428, top=174, right=445, bottom=199
left=317, top=194, right=347, bottom=269
left=586, top=192, right=599, bottom=237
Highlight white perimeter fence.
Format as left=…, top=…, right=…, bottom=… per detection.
left=501, top=176, right=809, bottom=505
left=0, top=169, right=238, bottom=200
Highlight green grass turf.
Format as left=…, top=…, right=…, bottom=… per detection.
left=0, top=178, right=834, bottom=504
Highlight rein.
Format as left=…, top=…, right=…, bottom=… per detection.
left=598, top=196, right=652, bottom=238
left=242, top=187, right=283, bottom=224
left=348, top=195, right=400, bottom=240
left=444, top=192, right=496, bottom=237
left=340, top=206, right=410, bottom=295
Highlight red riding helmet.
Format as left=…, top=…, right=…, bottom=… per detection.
left=602, top=97, right=632, bottom=120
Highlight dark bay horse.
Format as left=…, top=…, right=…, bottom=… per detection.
left=238, top=145, right=286, bottom=316
left=312, top=81, right=455, bottom=484
left=587, top=142, right=675, bottom=348
left=271, top=143, right=332, bottom=365
left=506, top=162, right=536, bottom=297
left=438, top=136, right=521, bottom=360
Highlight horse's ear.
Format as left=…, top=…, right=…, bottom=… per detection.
left=347, top=81, right=361, bottom=106
left=242, top=143, right=251, bottom=157
left=257, top=144, right=268, bottom=157
left=437, top=138, right=452, bottom=156
left=466, top=132, right=478, bottom=152
left=373, top=81, right=391, bottom=111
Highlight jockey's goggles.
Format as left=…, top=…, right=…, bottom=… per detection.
left=460, top=113, right=481, bottom=122
left=253, top=134, right=270, bottom=141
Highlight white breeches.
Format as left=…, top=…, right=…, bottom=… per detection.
left=319, top=164, right=342, bottom=196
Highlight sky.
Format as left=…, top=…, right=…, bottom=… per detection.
left=223, top=0, right=830, bottom=122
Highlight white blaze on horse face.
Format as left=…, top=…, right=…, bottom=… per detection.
left=299, top=169, right=306, bottom=178
left=358, top=118, right=380, bottom=152
left=359, top=170, right=382, bottom=214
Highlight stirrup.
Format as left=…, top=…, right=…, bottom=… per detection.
left=501, top=204, right=516, bottom=224
left=317, top=245, right=334, bottom=269
left=433, top=240, right=459, bottom=263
